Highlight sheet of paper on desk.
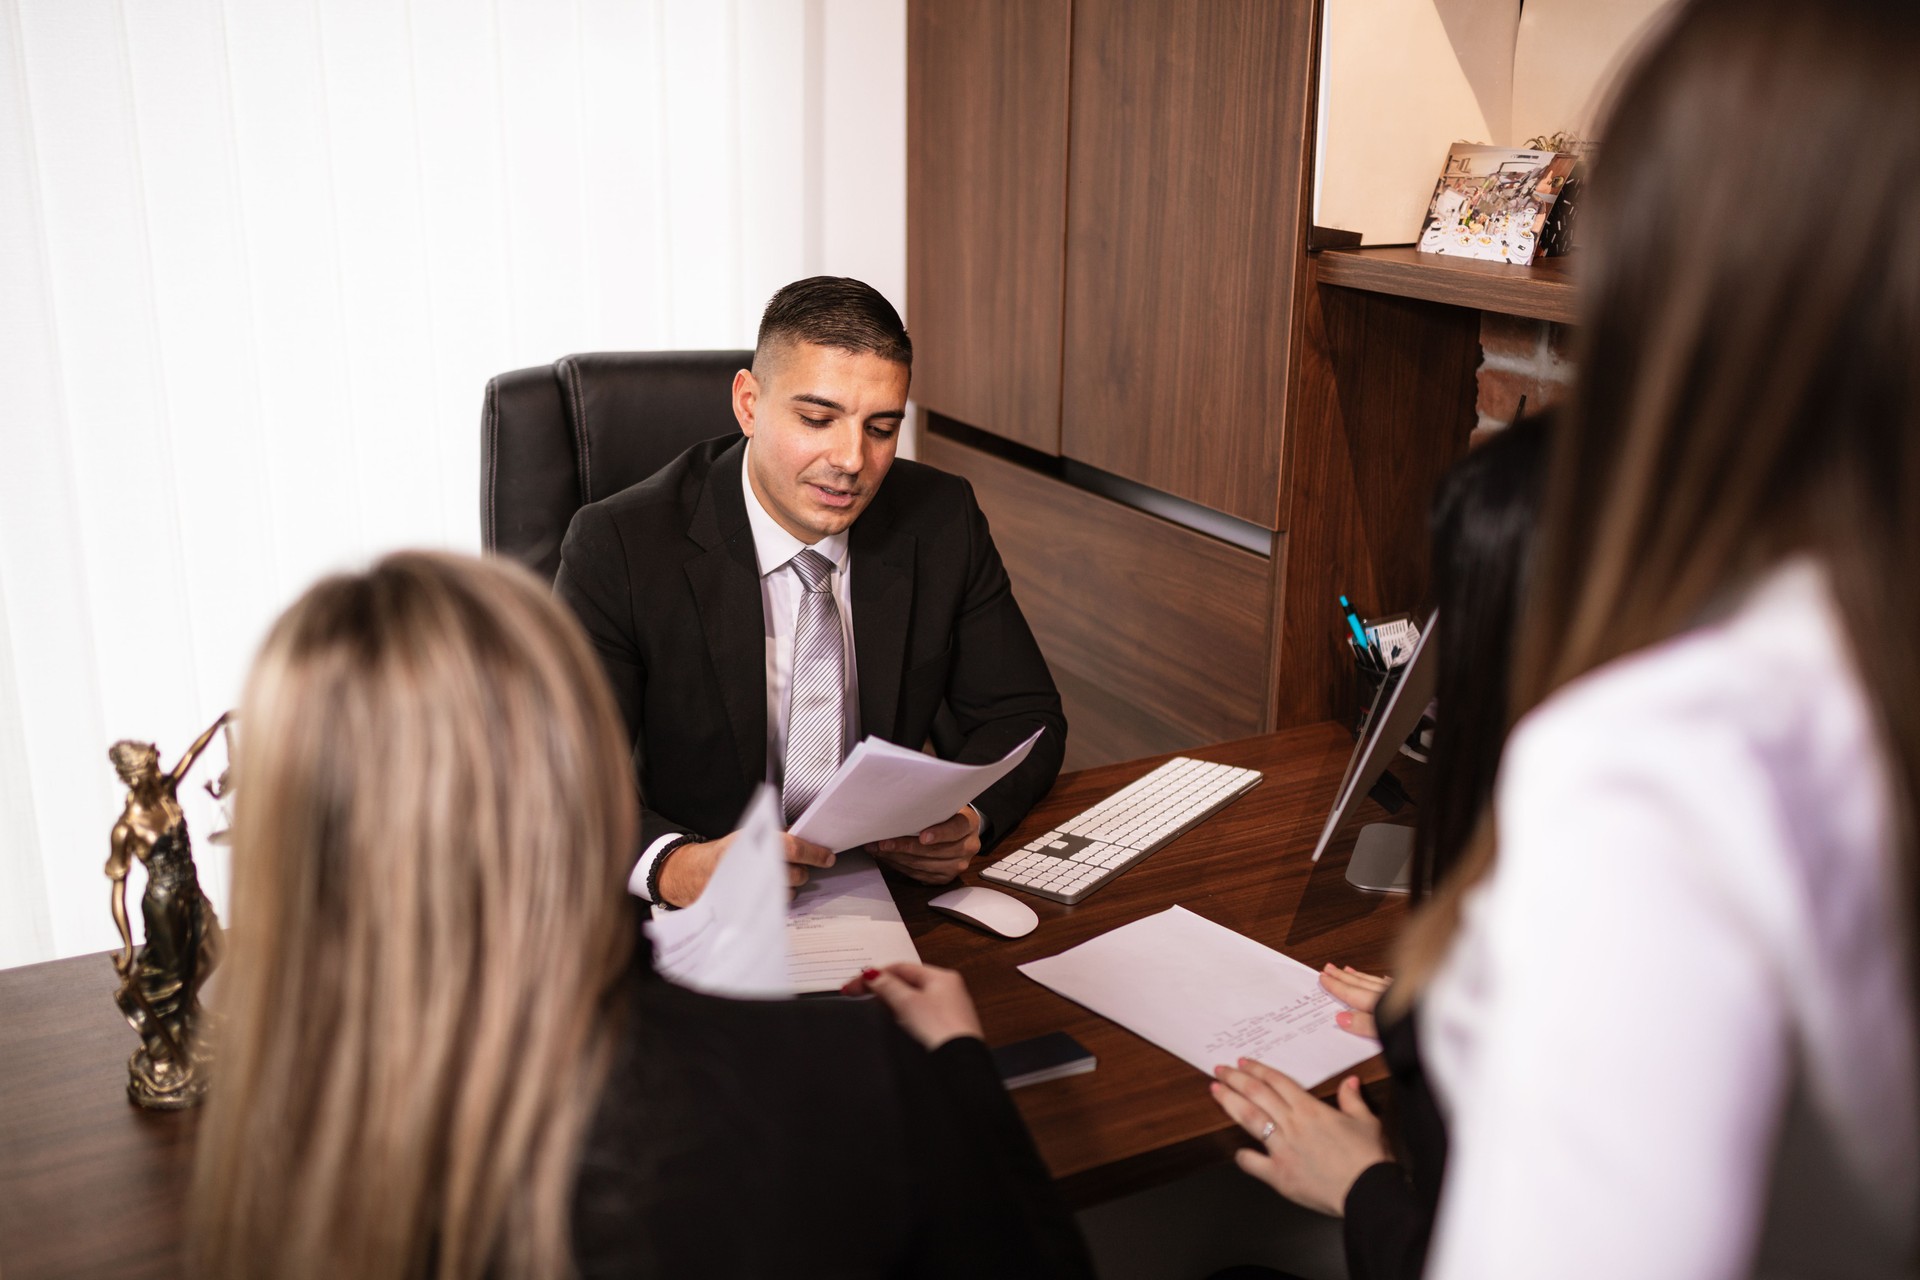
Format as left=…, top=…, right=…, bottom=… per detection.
left=785, top=852, right=922, bottom=994
left=646, top=786, right=792, bottom=999
left=788, top=728, right=1042, bottom=853
left=1017, top=906, right=1378, bottom=1087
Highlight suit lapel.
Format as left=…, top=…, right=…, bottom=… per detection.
left=685, top=441, right=766, bottom=790
left=852, top=509, right=914, bottom=743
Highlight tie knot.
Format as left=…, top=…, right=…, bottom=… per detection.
left=791, top=548, right=835, bottom=593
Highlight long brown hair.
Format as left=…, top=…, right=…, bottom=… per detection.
left=1399, top=0, right=1920, bottom=990
left=190, top=552, right=637, bottom=1279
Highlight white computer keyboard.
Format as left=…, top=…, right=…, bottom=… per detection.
left=981, top=756, right=1263, bottom=904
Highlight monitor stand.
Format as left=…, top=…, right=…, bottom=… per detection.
left=1346, top=824, right=1413, bottom=894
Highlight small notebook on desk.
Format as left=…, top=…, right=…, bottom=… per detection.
left=991, top=1032, right=1096, bottom=1090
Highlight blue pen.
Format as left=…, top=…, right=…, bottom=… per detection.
left=1338, top=595, right=1371, bottom=652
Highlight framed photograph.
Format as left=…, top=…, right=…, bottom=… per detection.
left=1417, top=144, right=1577, bottom=266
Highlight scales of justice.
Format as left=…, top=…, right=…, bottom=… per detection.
left=104, top=712, right=234, bottom=1110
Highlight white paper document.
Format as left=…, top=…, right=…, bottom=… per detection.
left=785, top=851, right=922, bottom=994
left=788, top=729, right=1043, bottom=853
left=1018, top=906, right=1379, bottom=1087
left=648, top=785, right=923, bottom=997
left=645, top=786, right=792, bottom=999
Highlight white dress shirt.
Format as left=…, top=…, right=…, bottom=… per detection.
left=627, top=445, right=860, bottom=901
left=1423, top=558, right=1919, bottom=1279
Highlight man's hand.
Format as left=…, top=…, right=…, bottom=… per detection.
left=839, top=962, right=984, bottom=1050
left=869, top=806, right=982, bottom=884
left=657, top=831, right=836, bottom=907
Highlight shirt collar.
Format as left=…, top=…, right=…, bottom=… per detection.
left=740, top=440, right=849, bottom=578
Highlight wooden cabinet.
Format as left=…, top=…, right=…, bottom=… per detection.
left=1267, top=269, right=1480, bottom=727
left=909, top=1, right=1494, bottom=762
left=1060, top=0, right=1316, bottom=527
left=923, top=428, right=1271, bottom=770
left=1268, top=249, right=1575, bottom=726
left=910, top=0, right=1317, bottom=522
left=906, top=0, right=1071, bottom=455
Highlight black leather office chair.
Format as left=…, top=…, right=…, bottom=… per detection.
left=480, top=350, right=753, bottom=582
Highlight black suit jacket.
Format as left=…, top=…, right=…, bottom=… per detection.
left=1342, top=1004, right=1447, bottom=1280
left=555, top=435, right=1067, bottom=852
left=571, top=945, right=1095, bottom=1278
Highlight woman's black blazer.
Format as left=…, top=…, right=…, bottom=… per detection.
left=573, top=945, right=1094, bottom=1279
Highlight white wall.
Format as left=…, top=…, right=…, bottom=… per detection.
left=0, top=0, right=906, bottom=970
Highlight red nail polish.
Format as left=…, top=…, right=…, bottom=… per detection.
left=1335, top=1011, right=1353, bottom=1027
left=861, top=968, right=881, bottom=981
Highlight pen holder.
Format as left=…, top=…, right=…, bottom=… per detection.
left=1349, top=648, right=1403, bottom=739
left=1344, top=608, right=1422, bottom=736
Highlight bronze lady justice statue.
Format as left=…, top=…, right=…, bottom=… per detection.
left=105, top=712, right=229, bottom=1109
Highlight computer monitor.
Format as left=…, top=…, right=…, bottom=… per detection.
left=1309, top=611, right=1438, bottom=893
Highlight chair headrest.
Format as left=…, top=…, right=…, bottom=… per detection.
left=482, top=349, right=751, bottom=581
left=555, top=351, right=751, bottom=505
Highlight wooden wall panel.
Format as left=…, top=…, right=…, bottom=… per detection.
left=1059, top=0, right=1317, bottom=527
left=1267, top=270, right=1482, bottom=728
left=906, top=0, right=1071, bottom=454
left=923, top=430, right=1271, bottom=770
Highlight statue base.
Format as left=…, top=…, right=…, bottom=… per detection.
left=126, top=1047, right=209, bottom=1111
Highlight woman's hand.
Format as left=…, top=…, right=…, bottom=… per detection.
left=1210, top=1059, right=1393, bottom=1217
left=839, top=962, right=984, bottom=1050
left=1320, top=963, right=1391, bottom=1038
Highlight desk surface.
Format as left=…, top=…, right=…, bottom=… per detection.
left=907, top=721, right=1408, bottom=1206
left=0, top=722, right=1406, bottom=1277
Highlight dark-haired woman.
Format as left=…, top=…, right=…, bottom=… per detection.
left=1210, top=417, right=1550, bottom=1280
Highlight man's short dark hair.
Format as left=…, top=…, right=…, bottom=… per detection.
left=753, top=276, right=912, bottom=374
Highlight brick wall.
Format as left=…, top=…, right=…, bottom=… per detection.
left=1473, top=313, right=1575, bottom=445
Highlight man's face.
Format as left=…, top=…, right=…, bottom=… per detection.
left=733, top=341, right=908, bottom=543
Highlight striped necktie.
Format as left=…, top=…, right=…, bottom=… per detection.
left=782, top=548, right=848, bottom=825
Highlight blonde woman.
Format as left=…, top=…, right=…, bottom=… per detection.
left=1215, top=1, right=1920, bottom=1275
left=189, top=552, right=1091, bottom=1280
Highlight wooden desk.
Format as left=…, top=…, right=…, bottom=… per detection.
left=906, top=721, right=1408, bottom=1206
left=0, top=948, right=197, bottom=1279
left=0, top=722, right=1406, bottom=1276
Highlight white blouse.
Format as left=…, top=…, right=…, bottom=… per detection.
left=1424, top=559, right=1919, bottom=1279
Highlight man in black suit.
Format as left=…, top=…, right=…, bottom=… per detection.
left=556, top=277, right=1065, bottom=907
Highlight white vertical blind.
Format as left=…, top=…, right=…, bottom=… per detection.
left=0, top=0, right=906, bottom=969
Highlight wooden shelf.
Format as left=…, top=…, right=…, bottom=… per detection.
left=1315, top=246, right=1578, bottom=325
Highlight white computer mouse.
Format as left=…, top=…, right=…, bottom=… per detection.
left=927, top=885, right=1039, bottom=939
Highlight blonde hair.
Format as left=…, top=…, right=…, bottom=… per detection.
left=190, top=552, right=637, bottom=1280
